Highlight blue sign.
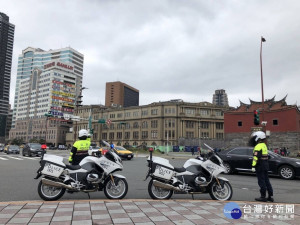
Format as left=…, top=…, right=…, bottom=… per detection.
left=223, top=202, right=242, bottom=219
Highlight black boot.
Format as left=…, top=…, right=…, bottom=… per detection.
left=267, top=196, right=274, bottom=202
left=255, top=196, right=267, bottom=202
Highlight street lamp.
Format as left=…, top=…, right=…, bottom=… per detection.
left=260, top=36, right=266, bottom=126
left=44, top=111, right=53, bottom=144
left=73, top=87, right=88, bottom=141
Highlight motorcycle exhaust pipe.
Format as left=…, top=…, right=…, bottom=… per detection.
left=153, top=180, right=181, bottom=192
left=42, top=178, right=73, bottom=190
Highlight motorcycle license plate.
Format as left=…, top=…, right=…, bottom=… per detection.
left=154, top=165, right=173, bottom=180
left=41, top=163, right=63, bottom=177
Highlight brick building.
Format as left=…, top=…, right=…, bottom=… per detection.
left=105, top=81, right=139, bottom=108
left=224, top=96, right=300, bottom=153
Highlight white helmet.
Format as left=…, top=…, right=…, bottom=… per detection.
left=251, top=131, right=266, bottom=142
left=79, top=129, right=88, bottom=138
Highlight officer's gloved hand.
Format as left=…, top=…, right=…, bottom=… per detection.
left=252, top=167, right=256, bottom=172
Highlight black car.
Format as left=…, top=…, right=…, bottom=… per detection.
left=217, top=147, right=300, bottom=180
left=22, top=143, right=45, bottom=157
left=5, top=145, right=20, bottom=154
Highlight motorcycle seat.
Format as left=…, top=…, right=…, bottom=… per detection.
left=174, top=167, right=186, bottom=173
left=66, top=164, right=81, bottom=170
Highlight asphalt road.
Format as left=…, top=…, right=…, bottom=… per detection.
left=0, top=150, right=299, bottom=203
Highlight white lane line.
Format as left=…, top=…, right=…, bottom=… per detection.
left=7, top=156, right=23, bottom=160
left=0, top=157, right=8, bottom=160
left=23, top=157, right=40, bottom=160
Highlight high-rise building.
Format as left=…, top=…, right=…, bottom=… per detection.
left=105, top=81, right=139, bottom=108
left=12, top=47, right=84, bottom=128
left=9, top=60, right=78, bottom=145
left=212, top=89, right=228, bottom=106
left=0, top=12, right=15, bottom=143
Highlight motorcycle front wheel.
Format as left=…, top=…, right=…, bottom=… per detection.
left=104, top=177, right=128, bottom=199
left=209, top=180, right=232, bottom=201
left=37, top=180, right=65, bottom=201
left=148, top=179, right=173, bottom=200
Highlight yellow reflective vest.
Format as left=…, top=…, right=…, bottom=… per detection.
left=69, top=138, right=90, bottom=162
left=252, top=142, right=268, bottom=167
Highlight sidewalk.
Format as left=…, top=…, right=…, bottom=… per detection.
left=0, top=199, right=299, bottom=225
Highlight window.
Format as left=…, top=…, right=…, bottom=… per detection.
left=200, top=110, right=209, bottom=116
left=151, top=120, right=158, bottom=128
left=185, top=108, right=195, bottom=115
left=142, top=121, right=148, bottom=128
left=151, top=109, right=158, bottom=115
left=201, top=132, right=209, bottom=138
left=151, top=130, right=158, bottom=139
left=186, top=132, right=194, bottom=138
left=238, top=121, right=242, bottom=127
left=142, top=131, right=148, bottom=139
left=216, top=122, right=223, bottom=129
left=125, top=132, right=130, bottom=139
left=142, top=110, right=148, bottom=116
left=215, top=111, right=223, bottom=116
left=109, top=132, right=114, bottom=139
left=165, top=119, right=175, bottom=128
left=273, top=119, right=278, bottom=126
left=201, top=122, right=209, bottom=129
left=133, top=122, right=139, bottom=128
left=133, top=131, right=139, bottom=139
left=186, top=121, right=194, bottom=128
left=117, top=132, right=122, bottom=139
left=133, top=111, right=139, bottom=117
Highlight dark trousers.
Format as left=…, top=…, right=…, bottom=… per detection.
left=72, top=154, right=88, bottom=165
left=256, top=161, right=273, bottom=197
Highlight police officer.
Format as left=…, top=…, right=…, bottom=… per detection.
left=249, top=131, right=274, bottom=202
left=69, top=129, right=91, bottom=165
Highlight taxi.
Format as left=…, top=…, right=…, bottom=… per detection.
left=99, top=146, right=134, bottom=160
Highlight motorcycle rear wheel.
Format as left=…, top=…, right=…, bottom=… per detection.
left=209, top=180, right=232, bottom=201
left=148, top=179, right=173, bottom=200
left=37, top=180, right=65, bottom=201
left=104, top=177, right=128, bottom=199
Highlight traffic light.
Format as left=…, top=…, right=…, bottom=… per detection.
left=254, top=110, right=260, bottom=125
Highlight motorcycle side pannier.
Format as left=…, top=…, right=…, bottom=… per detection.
left=40, top=154, right=66, bottom=178
left=150, top=158, right=175, bottom=180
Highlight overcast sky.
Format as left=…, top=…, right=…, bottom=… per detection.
left=2, top=0, right=300, bottom=107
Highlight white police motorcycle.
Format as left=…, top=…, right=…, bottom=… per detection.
left=145, top=144, right=232, bottom=200
left=35, top=141, right=128, bottom=201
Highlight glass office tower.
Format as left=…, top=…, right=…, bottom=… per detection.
left=0, top=12, right=15, bottom=142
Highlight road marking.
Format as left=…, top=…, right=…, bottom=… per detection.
left=23, top=157, right=40, bottom=160
left=7, top=156, right=23, bottom=160
left=0, top=157, right=8, bottom=160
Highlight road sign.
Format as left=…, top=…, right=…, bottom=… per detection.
left=71, top=116, right=80, bottom=121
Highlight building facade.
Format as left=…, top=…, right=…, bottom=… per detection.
left=0, top=12, right=15, bottom=143
left=66, top=100, right=228, bottom=147
left=12, top=47, right=84, bottom=128
left=105, top=81, right=139, bottom=108
left=9, top=60, right=79, bottom=146
left=224, top=96, right=300, bottom=153
left=212, top=89, right=228, bottom=106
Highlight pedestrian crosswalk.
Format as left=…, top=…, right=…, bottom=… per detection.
left=0, top=155, right=69, bottom=161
